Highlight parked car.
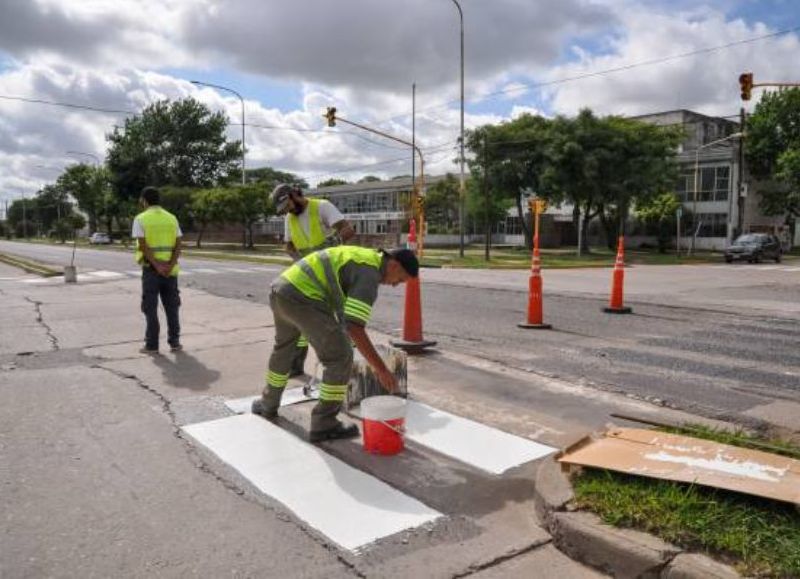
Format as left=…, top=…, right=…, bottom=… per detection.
left=724, top=233, right=781, bottom=263
left=89, top=232, right=112, bottom=245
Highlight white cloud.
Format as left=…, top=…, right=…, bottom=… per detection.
left=544, top=5, right=800, bottom=117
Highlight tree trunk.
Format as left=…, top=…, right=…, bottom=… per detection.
left=580, top=201, right=595, bottom=254
left=196, top=223, right=205, bottom=248
left=599, top=210, right=616, bottom=250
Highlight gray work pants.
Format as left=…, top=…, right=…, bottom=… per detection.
left=263, top=285, right=353, bottom=432
left=141, top=267, right=181, bottom=349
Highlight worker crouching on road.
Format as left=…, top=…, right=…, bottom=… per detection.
left=272, top=183, right=356, bottom=378
left=253, top=245, right=418, bottom=442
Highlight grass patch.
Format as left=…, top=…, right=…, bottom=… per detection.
left=573, top=427, right=800, bottom=576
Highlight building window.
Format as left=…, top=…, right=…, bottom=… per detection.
left=679, top=165, right=731, bottom=203
left=695, top=212, right=728, bottom=237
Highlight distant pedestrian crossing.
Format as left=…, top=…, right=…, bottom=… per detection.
left=1, top=265, right=283, bottom=285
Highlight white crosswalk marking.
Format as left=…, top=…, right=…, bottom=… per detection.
left=86, top=270, right=124, bottom=278
left=403, top=401, right=556, bottom=474
left=126, top=270, right=142, bottom=276
left=183, top=414, right=441, bottom=551
left=784, top=267, right=800, bottom=272
left=191, top=268, right=221, bottom=274
left=225, top=395, right=556, bottom=475
left=21, top=277, right=53, bottom=284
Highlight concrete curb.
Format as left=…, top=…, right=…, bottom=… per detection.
left=0, top=252, right=61, bottom=277
left=533, top=457, right=741, bottom=578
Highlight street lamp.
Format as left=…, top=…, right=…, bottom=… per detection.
left=691, top=132, right=744, bottom=254
left=451, top=0, right=466, bottom=257
left=191, top=80, right=246, bottom=185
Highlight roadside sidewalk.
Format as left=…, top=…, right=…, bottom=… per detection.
left=0, top=274, right=741, bottom=577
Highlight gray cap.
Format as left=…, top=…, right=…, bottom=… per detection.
left=271, top=183, right=300, bottom=215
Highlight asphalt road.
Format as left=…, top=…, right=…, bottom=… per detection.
left=3, top=240, right=799, bottom=427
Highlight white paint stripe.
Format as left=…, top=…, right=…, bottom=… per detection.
left=760, top=266, right=781, bottom=270
left=225, top=390, right=312, bottom=414
left=223, top=267, right=257, bottom=273
left=21, top=278, right=53, bottom=284
left=0, top=276, right=27, bottom=281
left=183, top=414, right=441, bottom=551
left=250, top=266, right=281, bottom=272
left=86, top=270, right=124, bottom=278
left=783, top=267, right=800, bottom=272
left=404, top=401, right=556, bottom=475
left=191, top=268, right=221, bottom=274
left=178, top=270, right=193, bottom=276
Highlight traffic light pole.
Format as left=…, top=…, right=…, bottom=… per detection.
left=324, top=109, right=427, bottom=256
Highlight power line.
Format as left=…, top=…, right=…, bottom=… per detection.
left=0, top=94, right=135, bottom=115
left=372, top=24, right=800, bottom=126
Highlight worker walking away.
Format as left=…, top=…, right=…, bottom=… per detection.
left=271, top=183, right=356, bottom=377
left=133, top=186, right=183, bottom=354
left=253, top=246, right=418, bottom=442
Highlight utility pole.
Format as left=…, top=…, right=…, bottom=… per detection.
left=483, top=133, right=490, bottom=261
left=451, top=0, right=466, bottom=258
left=191, top=80, right=246, bottom=184
left=412, top=83, right=416, bottom=192
left=737, top=107, right=746, bottom=236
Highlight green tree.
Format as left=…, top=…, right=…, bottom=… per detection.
left=636, top=192, right=681, bottom=253
left=224, top=184, right=272, bottom=248
left=106, top=97, right=242, bottom=199
left=191, top=188, right=229, bottom=248
left=56, top=163, right=109, bottom=233
left=425, top=173, right=460, bottom=233
left=159, top=186, right=197, bottom=232
left=358, top=175, right=381, bottom=183
left=246, top=167, right=308, bottom=188
left=317, top=178, right=349, bottom=188
left=746, top=88, right=800, bottom=217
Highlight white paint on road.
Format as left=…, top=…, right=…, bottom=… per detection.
left=183, top=414, right=441, bottom=552
left=85, top=270, right=124, bottom=278
left=191, top=268, right=221, bottom=274
left=225, top=390, right=313, bottom=413
left=404, top=401, right=556, bottom=475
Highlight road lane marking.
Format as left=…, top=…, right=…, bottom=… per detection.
left=226, top=395, right=556, bottom=475
left=183, top=414, right=441, bottom=552
left=225, top=391, right=312, bottom=413
left=191, top=268, right=221, bottom=274
left=403, top=401, right=556, bottom=475
left=21, top=278, right=54, bottom=284
left=85, top=270, right=124, bottom=278
left=222, top=267, right=258, bottom=273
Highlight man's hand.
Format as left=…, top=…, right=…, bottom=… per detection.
left=375, top=366, right=398, bottom=394
left=154, top=261, right=172, bottom=277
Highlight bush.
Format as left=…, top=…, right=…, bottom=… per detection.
left=14, top=220, right=34, bottom=238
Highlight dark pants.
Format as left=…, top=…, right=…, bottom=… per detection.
left=141, top=268, right=181, bottom=349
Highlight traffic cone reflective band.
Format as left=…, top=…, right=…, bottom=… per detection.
left=518, top=235, right=552, bottom=329
left=603, top=236, right=632, bottom=314
left=391, top=219, right=437, bottom=353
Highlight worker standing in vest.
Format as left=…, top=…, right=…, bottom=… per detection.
left=252, top=246, right=418, bottom=442
left=132, top=186, right=183, bottom=354
left=271, top=183, right=355, bottom=377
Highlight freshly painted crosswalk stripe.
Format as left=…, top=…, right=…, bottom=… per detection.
left=403, top=401, right=556, bottom=475
left=225, top=390, right=314, bottom=414
left=226, top=394, right=555, bottom=474
left=183, top=414, right=441, bottom=551
left=86, top=270, right=124, bottom=278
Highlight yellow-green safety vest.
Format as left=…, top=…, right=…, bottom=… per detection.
left=288, top=198, right=326, bottom=255
left=282, top=246, right=381, bottom=305
left=134, top=206, right=180, bottom=276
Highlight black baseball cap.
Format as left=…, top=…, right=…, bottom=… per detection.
left=383, top=248, right=419, bottom=277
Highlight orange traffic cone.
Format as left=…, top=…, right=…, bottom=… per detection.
left=391, top=219, right=437, bottom=353
left=603, top=236, right=632, bottom=314
left=518, top=234, right=552, bottom=329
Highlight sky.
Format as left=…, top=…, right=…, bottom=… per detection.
left=1, top=0, right=799, bottom=207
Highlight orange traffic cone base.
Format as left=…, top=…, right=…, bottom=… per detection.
left=517, top=322, right=552, bottom=329
left=602, top=306, right=632, bottom=314
left=390, top=338, right=437, bottom=353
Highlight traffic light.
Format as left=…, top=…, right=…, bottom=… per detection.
left=739, top=72, right=753, bottom=101
left=325, top=107, right=337, bottom=127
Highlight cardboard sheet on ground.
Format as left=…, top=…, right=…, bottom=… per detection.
left=559, top=427, right=800, bottom=505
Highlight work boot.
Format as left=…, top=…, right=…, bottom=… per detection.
left=289, top=347, right=308, bottom=378
left=251, top=386, right=284, bottom=420
left=309, top=421, right=360, bottom=442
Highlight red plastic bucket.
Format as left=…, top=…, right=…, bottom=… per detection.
left=361, top=396, right=406, bottom=455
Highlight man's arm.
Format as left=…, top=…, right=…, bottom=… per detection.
left=167, top=238, right=181, bottom=274
left=347, top=322, right=397, bottom=393
left=333, top=220, right=355, bottom=243
left=284, top=240, right=301, bottom=261
left=137, top=238, right=165, bottom=273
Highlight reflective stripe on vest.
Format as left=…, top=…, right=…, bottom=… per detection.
left=281, top=246, right=382, bottom=307
left=288, top=198, right=326, bottom=254
left=134, top=207, right=180, bottom=276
